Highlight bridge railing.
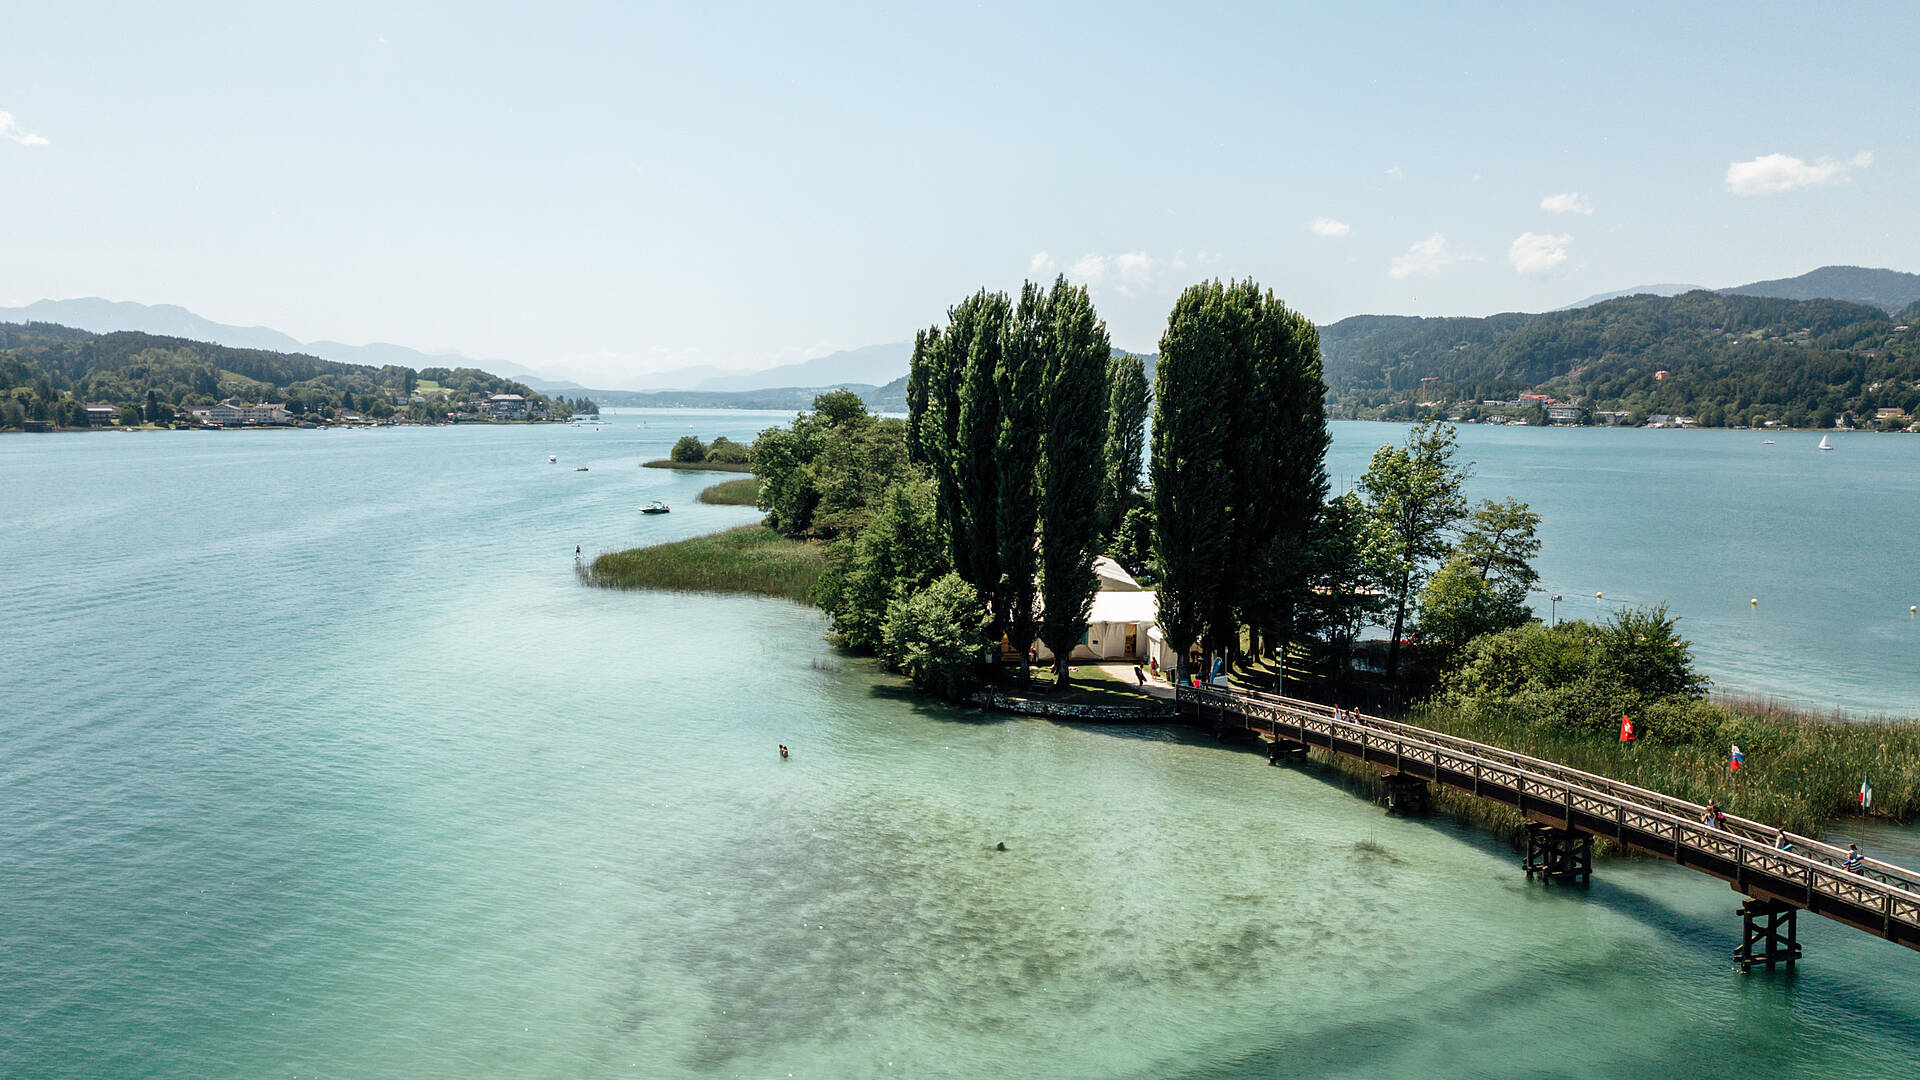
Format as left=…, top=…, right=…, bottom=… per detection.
left=1228, top=687, right=1920, bottom=895
left=1179, top=686, right=1920, bottom=932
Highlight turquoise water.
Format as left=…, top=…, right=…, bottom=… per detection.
left=1325, top=423, right=1920, bottom=716
left=3, top=414, right=1917, bottom=1078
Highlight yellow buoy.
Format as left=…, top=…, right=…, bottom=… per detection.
left=1596, top=592, right=1604, bottom=600
left=1751, top=598, right=1759, bottom=606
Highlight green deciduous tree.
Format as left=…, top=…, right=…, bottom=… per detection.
left=995, top=283, right=1048, bottom=678
left=670, top=434, right=708, bottom=462
left=817, top=477, right=949, bottom=652
left=1359, top=420, right=1469, bottom=678
left=881, top=572, right=991, bottom=700
left=1149, top=279, right=1328, bottom=683
left=1037, top=278, right=1113, bottom=687
left=1150, top=285, right=1237, bottom=685
left=1098, top=351, right=1150, bottom=540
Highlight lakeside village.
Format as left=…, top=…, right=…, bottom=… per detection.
left=21, top=391, right=577, bottom=432
left=1428, top=382, right=1920, bottom=432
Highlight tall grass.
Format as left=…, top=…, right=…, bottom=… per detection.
left=640, top=459, right=754, bottom=472
left=1406, top=699, right=1920, bottom=838
left=697, top=476, right=761, bottom=505
left=585, top=525, right=824, bottom=603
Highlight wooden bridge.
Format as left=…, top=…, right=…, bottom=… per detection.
left=1178, top=686, right=1920, bottom=969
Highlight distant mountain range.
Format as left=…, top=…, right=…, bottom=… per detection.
left=7, top=266, right=1916, bottom=413
left=1555, top=284, right=1703, bottom=310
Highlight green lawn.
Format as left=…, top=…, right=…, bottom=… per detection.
left=1001, top=661, right=1159, bottom=708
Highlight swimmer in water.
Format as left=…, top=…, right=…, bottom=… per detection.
left=779, top=744, right=789, bottom=759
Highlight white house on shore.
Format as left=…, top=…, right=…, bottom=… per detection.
left=1031, top=557, right=1179, bottom=671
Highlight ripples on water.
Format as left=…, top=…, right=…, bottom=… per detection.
left=1, top=416, right=1916, bottom=1078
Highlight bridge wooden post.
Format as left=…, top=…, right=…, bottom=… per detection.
left=1733, top=898, right=1802, bottom=972
left=1523, top=824, right=1592, bottom=884
left=1384, top=774, right=1431, bottom=816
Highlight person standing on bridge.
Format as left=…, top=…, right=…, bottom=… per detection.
left=1844, top=843, right=1865, bottom=872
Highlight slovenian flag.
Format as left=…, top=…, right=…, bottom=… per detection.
left=1728, top=744, right=1744, bottom=771
left=1619, top=714, right=1636, bottom=742
left=1861, top=775, right=1873, bottom=809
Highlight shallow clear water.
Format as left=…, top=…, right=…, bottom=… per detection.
left=3, top=414, right=1917, bottom=1078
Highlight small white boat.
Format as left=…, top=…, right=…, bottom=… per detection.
left=574, top=466, right=589, bottom=472
left=548, top=454, right=557, bottom=463
left=1818, top=435, right=1834, bottom=451
left=1762, top=439, right=1775, bottom=445
left=639, top=501, right=670, bottom=515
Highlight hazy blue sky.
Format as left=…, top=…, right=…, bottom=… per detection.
left=4, top=1, right=1916, bottom=382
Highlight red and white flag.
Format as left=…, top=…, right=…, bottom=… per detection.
left=1619, top=714, right=1636, bottom=742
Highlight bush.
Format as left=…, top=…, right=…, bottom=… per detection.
left=880, top=573, right=988, bottom=699
left=704, top=436, right=751, bottom=465
left=670, top=435, right=708, bottom=463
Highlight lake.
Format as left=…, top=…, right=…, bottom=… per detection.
left=2, top=413, right=1916, bottom=1078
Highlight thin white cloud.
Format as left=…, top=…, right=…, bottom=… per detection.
left=0, top=110, right=48, bottom=147
left=1540, top=192, right=1594, bottom=216
left=1384, top=165, right=1403, bottom=181
left=1389, top=233, right=1473, bottom=279
left=1725, top=151, right=1872, bottom=196
left=1168, top=249, right=1222, bottom=271
left=1069, top=253, right=1108, bottom=281
left=1028, top=251, right=1056, bottom=275
left=1111, top=251, right=1152, bottom=281
left=1508, top=232, right=1572, bottom=276
left=1066, top=251, right=1154, bottom=288
left=1309, top=217, right=1352, bottom=238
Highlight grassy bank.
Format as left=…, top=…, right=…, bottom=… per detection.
left=641, top=459, right=754, bottom=472
left=1280, top=694, right=1920, bottom=843
left=697, top=476, right=760, bottom=505
left=585, top=525, right=824, bottom=603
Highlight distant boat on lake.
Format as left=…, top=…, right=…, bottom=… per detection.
left=1818, top=435, right=1834, bottom=451
left=574, top=466, right=589, bottom=471
left=640, top=501, right=670, bottom=515
left=549, top=454, right=557, bottom=463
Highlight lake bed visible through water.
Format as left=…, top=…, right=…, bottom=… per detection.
left=3, top=413, right=1916, bottom=1078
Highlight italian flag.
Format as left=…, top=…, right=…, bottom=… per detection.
left=1860, top=775, right=1873, bottom=810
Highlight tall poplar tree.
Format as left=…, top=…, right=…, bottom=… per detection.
left=1151, top=280, right=1328, bottom=683
left=1037, top=278, right=1113, bottom=687
left=908, top=291, right=1010, bottom=630
left=1098, top=351, right=1150, bottom=540
left=1150, top=283, right=1236, bottom=684
left=996, top=283, right=1049, bottom=677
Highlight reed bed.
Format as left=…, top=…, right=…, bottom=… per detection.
left=640, top=459, right=755, bottom=472
left=1405, top=701, right=1920, bottom=839
left=585, top=525, right=824, bottom=604
left=696, top=477, right=761, bottom=505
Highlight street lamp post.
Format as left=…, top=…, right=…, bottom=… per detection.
left=1551, top=594, right=1562, bottom=625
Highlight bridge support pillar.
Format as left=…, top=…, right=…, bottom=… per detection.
left=1265, top=737, right=1308, bottom=766
left=1523, top=825, right=1592, bottom=884
left=1733, top=898, right=1801, bottom=973
left=1383, top=774, right=1431, bottom=816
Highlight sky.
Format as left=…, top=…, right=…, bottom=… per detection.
left=3, top=1, right=1917, bottom=384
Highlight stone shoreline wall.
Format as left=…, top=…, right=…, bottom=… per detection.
left=967, top=691, right=1178, bottom=722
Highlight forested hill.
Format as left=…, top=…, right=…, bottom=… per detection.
left=1721, top=265, right=1920, bottom=312
left=0, top=322, right=566, bottom=428
left=1321, top=291, right=1920, bottom=428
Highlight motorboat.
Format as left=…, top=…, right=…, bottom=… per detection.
left=549, top=454, right=557, bottom=463
left=574, top=466, right=589, bottom=471
left=640, top=501, right=670, bottom=514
